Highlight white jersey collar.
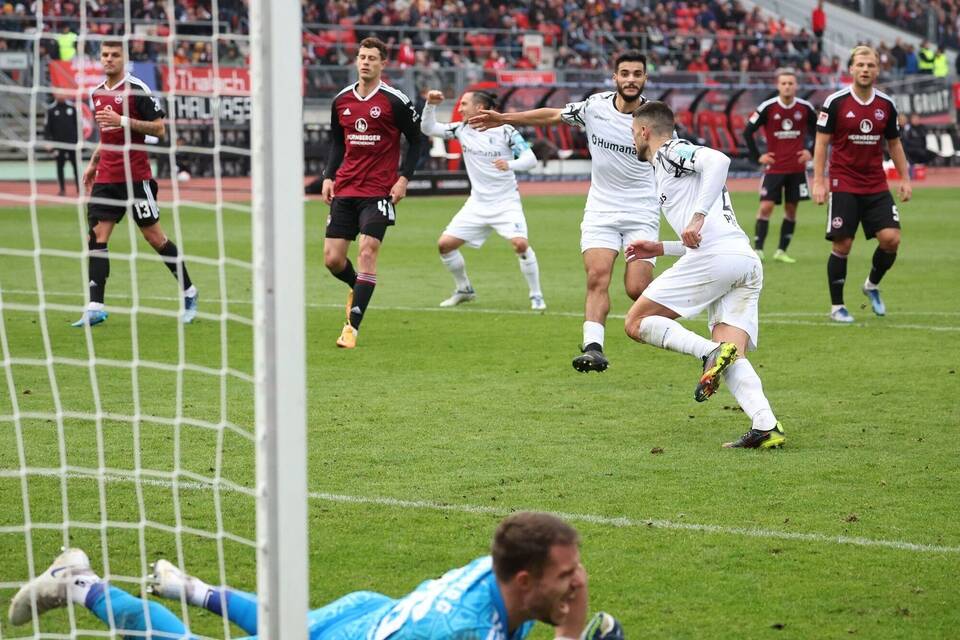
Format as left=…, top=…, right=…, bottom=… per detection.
left=352, top=80, right=382, bottom=101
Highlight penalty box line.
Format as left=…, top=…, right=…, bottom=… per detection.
left=31, top=471, right=960, bottom=556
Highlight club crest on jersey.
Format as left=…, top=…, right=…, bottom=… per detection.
left=355, top=118, right=368, bottom=133
left=874, top=108, right=885, bottom=120
left=370, top=106, right=381, bottom=119
left=859, top=119, right=873, bottom=133
left=794, top=110, right=802, bottom=120
left=781, top=118, right=793, bottom=130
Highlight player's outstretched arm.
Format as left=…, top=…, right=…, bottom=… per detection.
left=886, top=138, right=912, bottom=202
left=470, top=107, right=563, bottom=131
left=811, top=132, right=830, bottom=205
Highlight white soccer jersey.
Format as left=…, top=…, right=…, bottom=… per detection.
left=651, top=138, right=753, bottom=254
left=560, top=91, right=659, bottom=217
left=421, top=105, right=535, bottom=203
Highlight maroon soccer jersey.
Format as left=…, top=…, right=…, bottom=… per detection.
left=324, top=81, right=421, bottom=198
left=91, top=74, right=164, bottom=184
left=817, top=87, right=899, bottom=194
left=746, top=97, right=817, bottom=174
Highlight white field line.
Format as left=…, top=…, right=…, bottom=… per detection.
left=3, top=289, right=959, bottom=333
left=13, top=471, right=958, bottom=555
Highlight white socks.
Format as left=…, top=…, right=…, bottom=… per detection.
left=184, top=284, right=198, bottom=297
left=517, top=248, right=542, bottom=297
left=583, top=321, right=604, bottom=349
left=86, top=302, right=104, bottom=312
left=723, top=359, right=778, bottom=431
left=863, top=277, right=878, bottom=291
left=440, top=250, right=471, bottom=291
left=68, top=572, right=101, bottom=605
left=637, top=316, right=718, bottom=360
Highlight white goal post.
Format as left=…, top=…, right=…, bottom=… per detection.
left=250, top=0, right=309, bottom=637
left=0, top=0, right=308, bottom=637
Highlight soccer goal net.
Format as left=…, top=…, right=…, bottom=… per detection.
left=0, top=1, right=307, bottom=638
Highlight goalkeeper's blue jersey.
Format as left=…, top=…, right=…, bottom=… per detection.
left=309, top=556, right=535, bottom=640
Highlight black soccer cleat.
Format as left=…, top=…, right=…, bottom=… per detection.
left=572, top=347, right=608, bottom=373
left=722, top=422, right=786, bottom=449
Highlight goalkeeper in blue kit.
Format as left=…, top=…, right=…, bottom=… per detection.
left=8, top=512, right=622, bottom=639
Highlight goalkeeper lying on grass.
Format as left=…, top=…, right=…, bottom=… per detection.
left=9, top=511, right=622, bottom=639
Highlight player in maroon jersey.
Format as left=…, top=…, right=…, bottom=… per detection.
left=321, top=37, right=422, bottom=349
left=73, top=41, right=197, bottom=328
left=743, top=69, right=817, bottom=264
left=812, top=46, right=911, bottom=323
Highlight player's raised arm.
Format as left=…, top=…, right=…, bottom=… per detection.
left=470, top=107, right=563, bottom=131
left=420, top=90, right=461, bottom=139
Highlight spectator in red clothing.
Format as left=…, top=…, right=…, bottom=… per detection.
left=514, top=53, right=536, bottom=69
left=812, top=0, right=826, bottom=46
left=397, top=37, right=415, bottom=68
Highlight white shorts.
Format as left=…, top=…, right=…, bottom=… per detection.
left=643, top=251, right=763, bottom=350
left=580, top=210, right=659, bottom=264
left=443, top=197, right=527, bottom=249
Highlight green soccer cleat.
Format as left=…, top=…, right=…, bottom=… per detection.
left=723, top=422, right=786, bottom=449
left=695, top=342, right=738, bottom=402
left=772, top=249, right=796, bottom=263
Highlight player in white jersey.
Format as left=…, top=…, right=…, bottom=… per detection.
left=470, top=51, right=659, bottom=373
left=421, top=89, right=545, bottom=310
left=624, top=101, right=785, bottom=449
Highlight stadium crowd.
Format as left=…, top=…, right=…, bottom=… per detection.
left=829, top=0, right=960, bottom=53
left=1, top=0, right=952, bottom=77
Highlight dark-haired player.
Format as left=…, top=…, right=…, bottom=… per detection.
left=74, top=40, right=197, bottom=327
left=626, top=101, right=784, bottom=449
left=743, top=68, right=817, bottom=263
left=421, top=88, right=544, bottom=310
left=813, top=46, right=911, bottom=323
left=470, top=51, right=658, bottom=373
left=10, top=512, right=625, bottom=639
left=322, top=37, right=423, bottom=348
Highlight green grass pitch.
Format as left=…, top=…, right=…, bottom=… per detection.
left=0, top=188, right=958, bottom=638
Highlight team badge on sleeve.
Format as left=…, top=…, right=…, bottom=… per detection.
left=748, top=111, right=760, bottom=124
left=816, top=111, right=829, bottom=126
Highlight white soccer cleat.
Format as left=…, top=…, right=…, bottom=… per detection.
left=182, top=289, right=199, bottom=324
left=440, top=288, right=476, bottom=307
left=830, top=306, right=855, bottom=323
left=8, top=548, right=95, bottom=626
left=147, top=558, right=204, bottom=604
left=530, top=294, right=546, bottom=311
